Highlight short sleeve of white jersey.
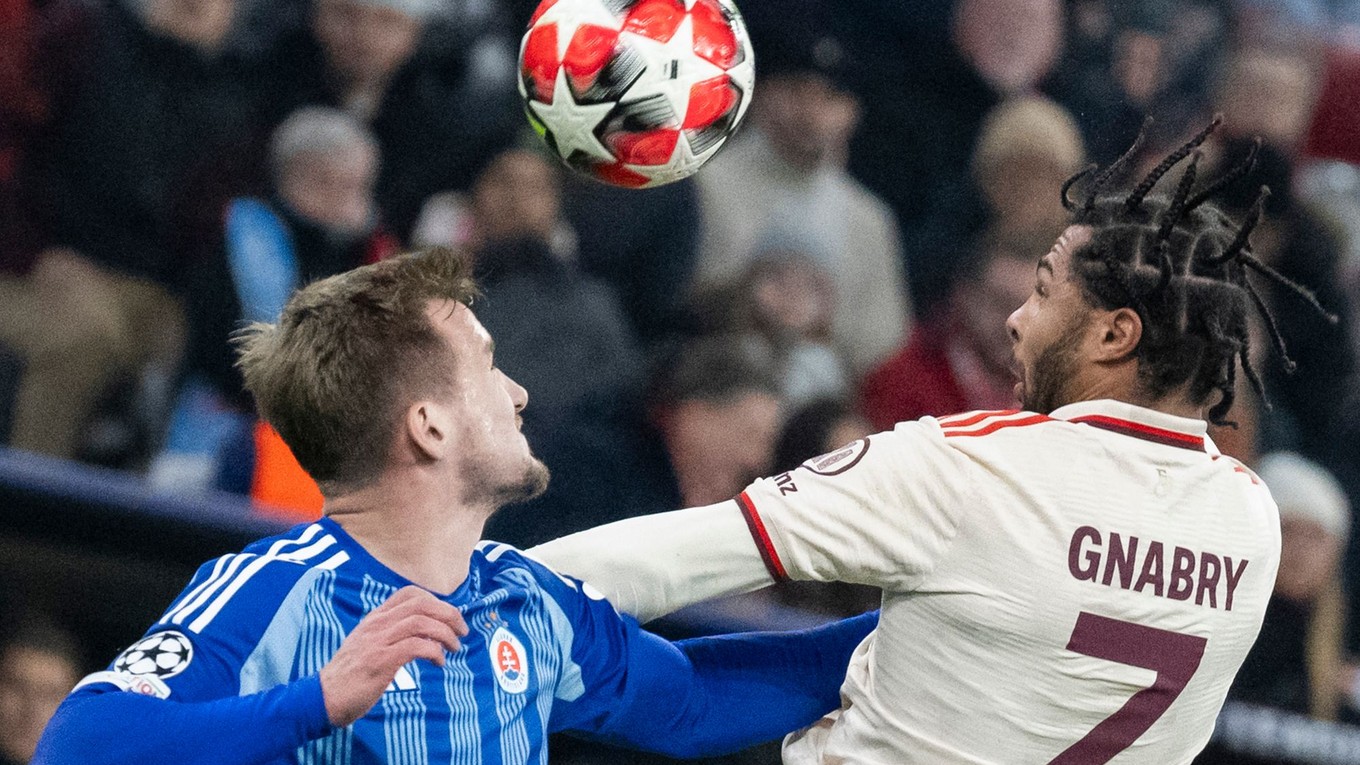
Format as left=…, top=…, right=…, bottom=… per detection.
left=739, top=418, right=980, bottom=591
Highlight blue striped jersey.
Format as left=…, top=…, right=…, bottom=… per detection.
left=82, top=517, right=641, bottom=764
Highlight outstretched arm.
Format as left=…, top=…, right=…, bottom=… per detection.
left=33, top=677, right=330, bottom=765
left=555, top=611, right=877, bottom=759
left=529, top=499, right=772, bottom=622
left=535, top=424, right=978, bottom=620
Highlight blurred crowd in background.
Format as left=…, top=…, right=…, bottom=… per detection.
left=3, top=0, right=1360, bottom=761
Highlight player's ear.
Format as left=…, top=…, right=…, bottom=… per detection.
left=1094, top=307, right=1142, bottom=362
left=405, top=401, right=452, bottom=461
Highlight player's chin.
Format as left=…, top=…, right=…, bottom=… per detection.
left=513, top=458, right=551, bottom=504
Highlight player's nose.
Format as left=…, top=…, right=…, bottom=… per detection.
left=502, top=370, right=529, bottom=412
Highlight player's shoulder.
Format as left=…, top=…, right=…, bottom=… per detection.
left=473, top=540, right=564, bottom=587
left=159, top=522, right=341, bottom=636
left=474, top=540, right=606, bottom=605
left=1212, top=453, right=1266, bottom=486
left=926, top=408, right=1064, bottom=439
left=868, top=409, right=1067, bottom=458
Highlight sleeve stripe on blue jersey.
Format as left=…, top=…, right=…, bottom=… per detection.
left=315, top=552, right=350, bottom=571
left=161, top=554, right=235, bottom=626
left=161, top=524, right=326, bottom=627
left=186, top=534, right=341, bottom=634
left=162, top=554, right=254, bottom=627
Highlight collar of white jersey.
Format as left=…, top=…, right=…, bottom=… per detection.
left=1049, top=399, right=1220, bottom=456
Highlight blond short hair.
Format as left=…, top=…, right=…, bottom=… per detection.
left=235, top=248, right=478, bottom=492
left=972, top=95, right=1086, bottom=183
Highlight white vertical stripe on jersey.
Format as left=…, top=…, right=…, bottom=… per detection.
left=299, top=572, right=352, bottom=765
left=360, top=576, right=431, bottom=765
left=444, top=631, right=482, bottom=765
left=186, top=535, right=337, bottom=633
left=163, top=524, right=324, bottom=626
left=166, top=554, right=254, bottom=626
left=507, top=569, right=563, bottom=764
left=160, top=553, right=234, bottom=625
left=479, top=588, right=532, bottom=763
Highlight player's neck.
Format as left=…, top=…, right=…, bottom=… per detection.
left=1064, top=372, right=1204, bottom=421
left=323, top=472, right=485, bottom=597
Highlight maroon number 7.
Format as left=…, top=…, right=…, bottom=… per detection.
left=1048, top=611, right=1208, bottom=764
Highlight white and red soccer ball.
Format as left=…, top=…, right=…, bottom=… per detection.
left=518, top=0, right=755, bottom=188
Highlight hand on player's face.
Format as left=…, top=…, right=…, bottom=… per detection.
left=319, top=586, right=468, bottom=727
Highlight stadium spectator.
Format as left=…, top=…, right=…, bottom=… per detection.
left=157, top=106, right=398, bottom=492
left=767, top=397, right=879, bottom=618
left=0, top=0, right=279, bottom=461
left=1297, top=46, right=1360, bottom=357
left=1216, top=47, right=1322, bottom=154
left=696, top=250, right=849, bottom=411
left=773, top=398, right=874, bottom=478
left=485, top=333, right=784, bottom=548
left=908, top=95, right=1087, bottom=315
left=0, top=621, right=82, bottom=765
left=560, top=172, right=704, bottom=353
left=187, top=107, right=396, bottom=408
left=834, top=0, right=1063, bottom=313
left=21, top=0, right=268, bottom=283
left=647, top=335, right=786, bottom=509
left=1232, top=452, right=1350, bottom=720
left=1211, top=141, right=1355, bottom=471
left=269, top=0, right=521, bottom=239
left=692, top=22, right=910, bottom=375
left=1047, top=1, right=1233, bottom=167
left=860, top=229, right=1044, bottom=430
left=972, top=97, right=1089, bottom=242
left=438, top=148, right=643, bottom=433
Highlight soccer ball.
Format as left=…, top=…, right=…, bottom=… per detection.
left=518, top=0, right=756, bottom=188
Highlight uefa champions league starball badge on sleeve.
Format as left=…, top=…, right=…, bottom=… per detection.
left=518, top=0, right=755, bottom=188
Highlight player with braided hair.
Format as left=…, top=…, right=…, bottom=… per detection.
left=532, top=120, right=1333, bottom=763
left=1057, top=118, right=1333, bottom=426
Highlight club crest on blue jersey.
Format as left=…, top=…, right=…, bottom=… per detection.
left=489, top=625, right=529, bottom=694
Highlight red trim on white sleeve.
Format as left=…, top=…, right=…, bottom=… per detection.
left=942, top=413, right=1053, bottom=438
left=736, top=491, right=789, bottom=582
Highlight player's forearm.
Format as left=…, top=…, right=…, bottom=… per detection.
left=528, top=500, right=772, bottom=622
left=596, top=612, right=877, bottom=758
left=32, top=675, right=331, bottom=765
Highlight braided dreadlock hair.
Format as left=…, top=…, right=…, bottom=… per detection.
left=1062, top=117, right=1336, bottom=427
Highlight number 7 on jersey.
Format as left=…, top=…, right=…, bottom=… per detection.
left=1049, top=612, right=1208, bottom=764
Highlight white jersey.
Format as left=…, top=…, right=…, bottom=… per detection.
left=530, top=399, right=1280, bottom=764
left=739, top=400, right=1278, bottom=764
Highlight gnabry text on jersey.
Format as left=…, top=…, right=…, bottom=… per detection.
left=1067, top=526, right=1250, bottom=611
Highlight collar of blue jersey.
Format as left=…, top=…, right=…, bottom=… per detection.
left=1049, top=399, right=1220, bottom=456
left=315, top=516, right=476, bottom=602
